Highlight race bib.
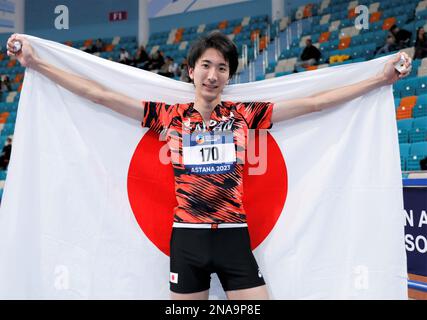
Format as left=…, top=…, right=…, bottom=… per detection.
left=183, top=131, right=236, bottom=174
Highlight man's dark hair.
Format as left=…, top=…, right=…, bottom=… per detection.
left=187, top=31, right=239, bottom=79
left=389, top=24, right=398, bottom=32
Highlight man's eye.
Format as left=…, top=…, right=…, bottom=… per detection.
left=202, top=64, right=209, bottom=68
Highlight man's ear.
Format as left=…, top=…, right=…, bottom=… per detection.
left=188, top=67, right=194, bottom=81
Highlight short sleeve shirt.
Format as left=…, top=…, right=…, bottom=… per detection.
left=141, top=101, right=274, bottom=225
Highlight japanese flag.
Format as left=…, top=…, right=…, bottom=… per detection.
left=0, top=36, right=407, bottom=299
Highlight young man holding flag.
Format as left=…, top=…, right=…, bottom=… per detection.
left=6, top=32, right=411, bottom=300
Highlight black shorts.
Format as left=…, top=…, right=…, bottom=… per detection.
left=169, top=227, right=265, bottom=294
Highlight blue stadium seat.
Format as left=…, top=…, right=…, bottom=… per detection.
left=394, top=98, right=401, bottom=109
left=407, top=59, right=420, bottom=78
left=415, top=19, right=427, bottom=30
left=265, top=64, right=275, bottom=74
left=310, top=33, right=320, bottom=43
left=371, top=21, right=383, bottom=32
left=416, top=9, right=427, bottom=21
left=406, top=152, right=427, bottom=171
left=329, top=30, right=339, bottom=41
left=395, top=13, right=409, bottom=26
left=397, top=118, right=414, bottom=131
left=393, top=81, right=404, bottom=98
left=0, top=125, right=14, bottom=136
left=319, top=41, right=330, bottom=53
left=416, top=77, right=427, bottom=95
left=372, top=30, right=387, bottom=45
left=360, top=32, right=375, bottom=45
left=400, top=143, right=411, bottom=156
left=351, top=57, right=366, bottom=63
left=350, top=46, right=366, bottom=59
left=413, top=116, right=427, bottom=129
left=409, top=127, right=427, bottom=143
left=400, top=142, right=411, bottom=170
left=406, top=129, right=426, bottom=165
left=340, top=19, right=352, bottom=28
left=398, top=128, right=409, bottom=143
left=350, top=35, right=363, bottom=46
left=275, top=71, right=293, bottom=77
left=410, top=141, right=427, bottom=155
left=413, top=95, right=427, bottom=118
left=409, top=116, right=427, bottom=143
left=400, top=78, right=418, bottom=97
left=362, top=43, right=377, bottom=59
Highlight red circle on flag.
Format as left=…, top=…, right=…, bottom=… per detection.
left=127, top=130, right=288, bottom=256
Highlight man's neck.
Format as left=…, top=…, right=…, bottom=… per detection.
left=193, top=96, right=221, bottom=115
left=192, top=96, right=222, bottom=128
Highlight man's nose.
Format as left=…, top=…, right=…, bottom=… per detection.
left=207, top=68, right=218, bottom=82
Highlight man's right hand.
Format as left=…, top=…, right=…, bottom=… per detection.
left=6, top=34, right=36, bottom=68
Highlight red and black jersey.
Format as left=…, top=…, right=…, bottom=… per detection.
left=141, top=101, right=274, bottom=225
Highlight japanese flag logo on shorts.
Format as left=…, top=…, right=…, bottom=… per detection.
left=170, top=272, right=178, bottom=284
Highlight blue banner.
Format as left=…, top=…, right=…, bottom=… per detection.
left=404, top=186, right=427, bottom=277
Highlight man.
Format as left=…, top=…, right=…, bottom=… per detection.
left=158, top=56, right=177, bottom=78
left=6, top=31, right=412, bottom=300
left=295, top=38, right=321, bottom=69
left=420, top=156, right=427, bottom=170
left=390, top=25, right=412, bottom=50
left=0, top=137, right=12, bottom=170
left=119, top=47, right=130, bottom=65
left=376, top=33, right=398, bottom=55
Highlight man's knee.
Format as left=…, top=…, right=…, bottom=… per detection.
left=170, top=289, right=209, bottom=300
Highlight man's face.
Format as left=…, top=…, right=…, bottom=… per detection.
left=306, top=39, right=312, bottom=47
left=188, top=48, right=230, bottom=103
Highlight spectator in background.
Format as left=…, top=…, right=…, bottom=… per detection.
left=92, top=38, right=105, bottom=54
left=2, top=75, right=12, bottom=92
left=414, top=27, right=427, bottom=60
left=133, top=45, right=150, bottom=68
left=158, top=56, right=177, bottom=78
left=169, top=57, right=179, bottom=77
left=421, top=156, right=427, bottom=170
left=83, top=45, right=93, bottom=53
left=178, top=58, right=191, bottom=83
left=83, top=39, right=104, bottom=54
left=295, top=38, right=321, bottom=69
left=147, top=50, right=165, bottom=72
left=0, top=75, right=12, bottom=101
left=0, top=137, right=12, bottom=170
left=389, top=25, right=412, bottom=50
left=376, top=33, right=398, bottom=55
left=119, top=47, right=131, bottom=65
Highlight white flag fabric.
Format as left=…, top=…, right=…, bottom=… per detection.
left=0, top=35, right=407, bottom=299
